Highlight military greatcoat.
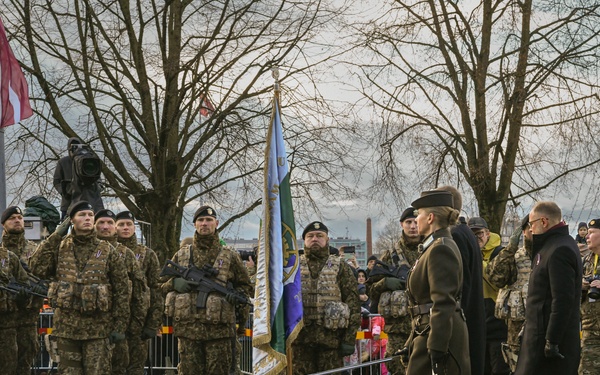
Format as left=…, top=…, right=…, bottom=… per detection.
left=405, top=228, right=470, bottom=375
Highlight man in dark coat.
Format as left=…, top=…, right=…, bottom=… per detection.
left=438, top=186, right=486, bottom=375
left=514, top=201, right=582, bottom=375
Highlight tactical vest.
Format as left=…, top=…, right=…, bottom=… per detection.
left=48, top=238, right=113, bottom=314
left=495, top=246, right=531, bottom=320
left=164, top=245, right=235, bottom=324
left=300, top=255, right=350, bottom=329
left=0, top=247, right=20, bottom=312
left=581, top=255, right=600, bottom=330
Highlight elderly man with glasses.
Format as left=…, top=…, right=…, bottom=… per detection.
left=468, top=216, right=510, bottom=375
left=514, top=201, right=582, bottom=375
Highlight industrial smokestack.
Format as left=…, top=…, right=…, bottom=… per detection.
left=366, top=217, right=372, bottom=258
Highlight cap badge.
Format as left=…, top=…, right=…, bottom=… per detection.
left=591, top=220, right=596, bottom=226
left=208, top=208, right=213, bottom=215
left=314, top=223, right=320, bottom=229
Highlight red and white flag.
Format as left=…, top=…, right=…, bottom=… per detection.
left=199, top=93, right=215, bottom=117
left=0, top=17, right=33, bottom=128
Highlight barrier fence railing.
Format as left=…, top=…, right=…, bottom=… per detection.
left=33, top=312, right=390, bottom=375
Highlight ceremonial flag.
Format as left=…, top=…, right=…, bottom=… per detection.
left=0, top=17, right=32, bottom=128
left=252, top=85, right=303, bottom=375
left=199, top=93, right=214, bottom=117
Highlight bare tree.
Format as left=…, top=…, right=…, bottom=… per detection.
left=373, top=219, right=402, bottom=255
left=2, top=0, right=362, bottom=260
left=347, top=0, right=600, bottom=231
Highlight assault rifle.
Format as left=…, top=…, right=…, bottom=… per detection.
left=0, top=276, right=48, bottom=298
left=160, top=260, right=252, bottom=308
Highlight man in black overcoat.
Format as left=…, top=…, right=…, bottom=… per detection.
left=514, top=201, right=582, bottom=375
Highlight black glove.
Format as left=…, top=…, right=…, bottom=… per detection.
left=109, top=331, right=126, bottom=344
left=544, top=340, right=564, bottom=359
left=55, top=218, right=71, bottom=237
left=396, top=347, right=409, bottom=365
left=140, top=327, right=156, bottom=340
left=429, top=349, right=448, bottom=375
left=339, top=342, right=355, bottom=357
left=172, top=278, right=198, bottom=293
left=30, top=283, right=47, bottom=296
left=225, top=292, right=239, bottom=305
left=383, top=277, right=404, bottom=291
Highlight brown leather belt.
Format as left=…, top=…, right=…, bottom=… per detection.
left=409, top=301, right=462, bottom=317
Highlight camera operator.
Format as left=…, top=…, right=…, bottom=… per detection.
left=580, top=218, right=600, bottom=373
left=53, top=137, right=104, bottom=219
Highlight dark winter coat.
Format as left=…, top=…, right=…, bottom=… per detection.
left=514, top=224, right=582, bottom=375
left=451, top=223, right=486, bottom=375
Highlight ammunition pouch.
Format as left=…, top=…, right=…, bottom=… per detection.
left=0, top=289, right=18, bottom=312
left=495, top=289, right=525, bottom=320
left=49, top=281, right=112, bottom=314
left=322, top=301, right=350, bottom=330
left=378, top=290, right=408, bottom=319
left=165, top=291, right=235, bottom=324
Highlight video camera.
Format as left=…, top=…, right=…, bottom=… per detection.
left=71, top=143, right=101, bottom=186
left=239, top=246, right=258, bottom=261
left=585, top=275, right=600, bottom=299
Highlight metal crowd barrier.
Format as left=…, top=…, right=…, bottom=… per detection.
left=32, top=312, right=389, bottom=374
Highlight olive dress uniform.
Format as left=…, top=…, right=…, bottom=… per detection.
left=405, top=228, right=470, bottom=375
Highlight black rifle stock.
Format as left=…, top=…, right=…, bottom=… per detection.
left=160, top=260, right=251, bottom=308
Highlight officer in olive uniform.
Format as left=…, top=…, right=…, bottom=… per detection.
left=485, top=215, right=532, bottom=372
left=369, top=207, right=421, bottom=375
left=404, top=191, right=470, bottom=375
left=0, top=206, right=45, bottom=373
left=0, top=207, right=31, bottom=374
left=580, top=218, right=600, bottom=375
left=291, top=221, right=361, bottom=375
left=95, top=209, right=149, bottom=375
left=161, top=206, right=252, bottom=375
left=29, top=201, right=130, bottom=375
left=116, top=210, right=163, bottom=375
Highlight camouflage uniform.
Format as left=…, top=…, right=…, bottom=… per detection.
left=485, top=239, right=531, bottom=372
left=99, top=234, right=149, bottom=375
left=579, top=253, right=600, bottom=375
left=2, top=230, right=43, bottom=374
left=291, top=244, right=361, bottom=375
left=161, top=232, right=252, bottom=375
left=118, top=236, right=163, bottom=375
left=29, top=231, right=130, bottom=375
left=369, top=233, right=420, bottom=375
left=0, top=244, right=30, bottom=374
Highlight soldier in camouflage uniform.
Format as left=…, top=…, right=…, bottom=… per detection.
left=580, top=218, right=600, bottom=375
left=1, top=206, right=45, bottom=374
left=485, top=215, right=532, bottom=372
left=95, top=209, right=150, bottom=375
left=116, top=210, right=163, bottom=375
left=369, top=207, right=421, bottom=375
left=161, top=206, right=252, bottom=375
left=0, top=207, right=31, bottom=374
left=29, top=201, right=130, bottom=375
left=291, top=221, right=361, bottom=375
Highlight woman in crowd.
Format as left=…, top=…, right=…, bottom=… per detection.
left=403, top=190, right=470, bottom=375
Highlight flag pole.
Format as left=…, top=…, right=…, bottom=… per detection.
left=272, top=66, right=293, bottom=375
